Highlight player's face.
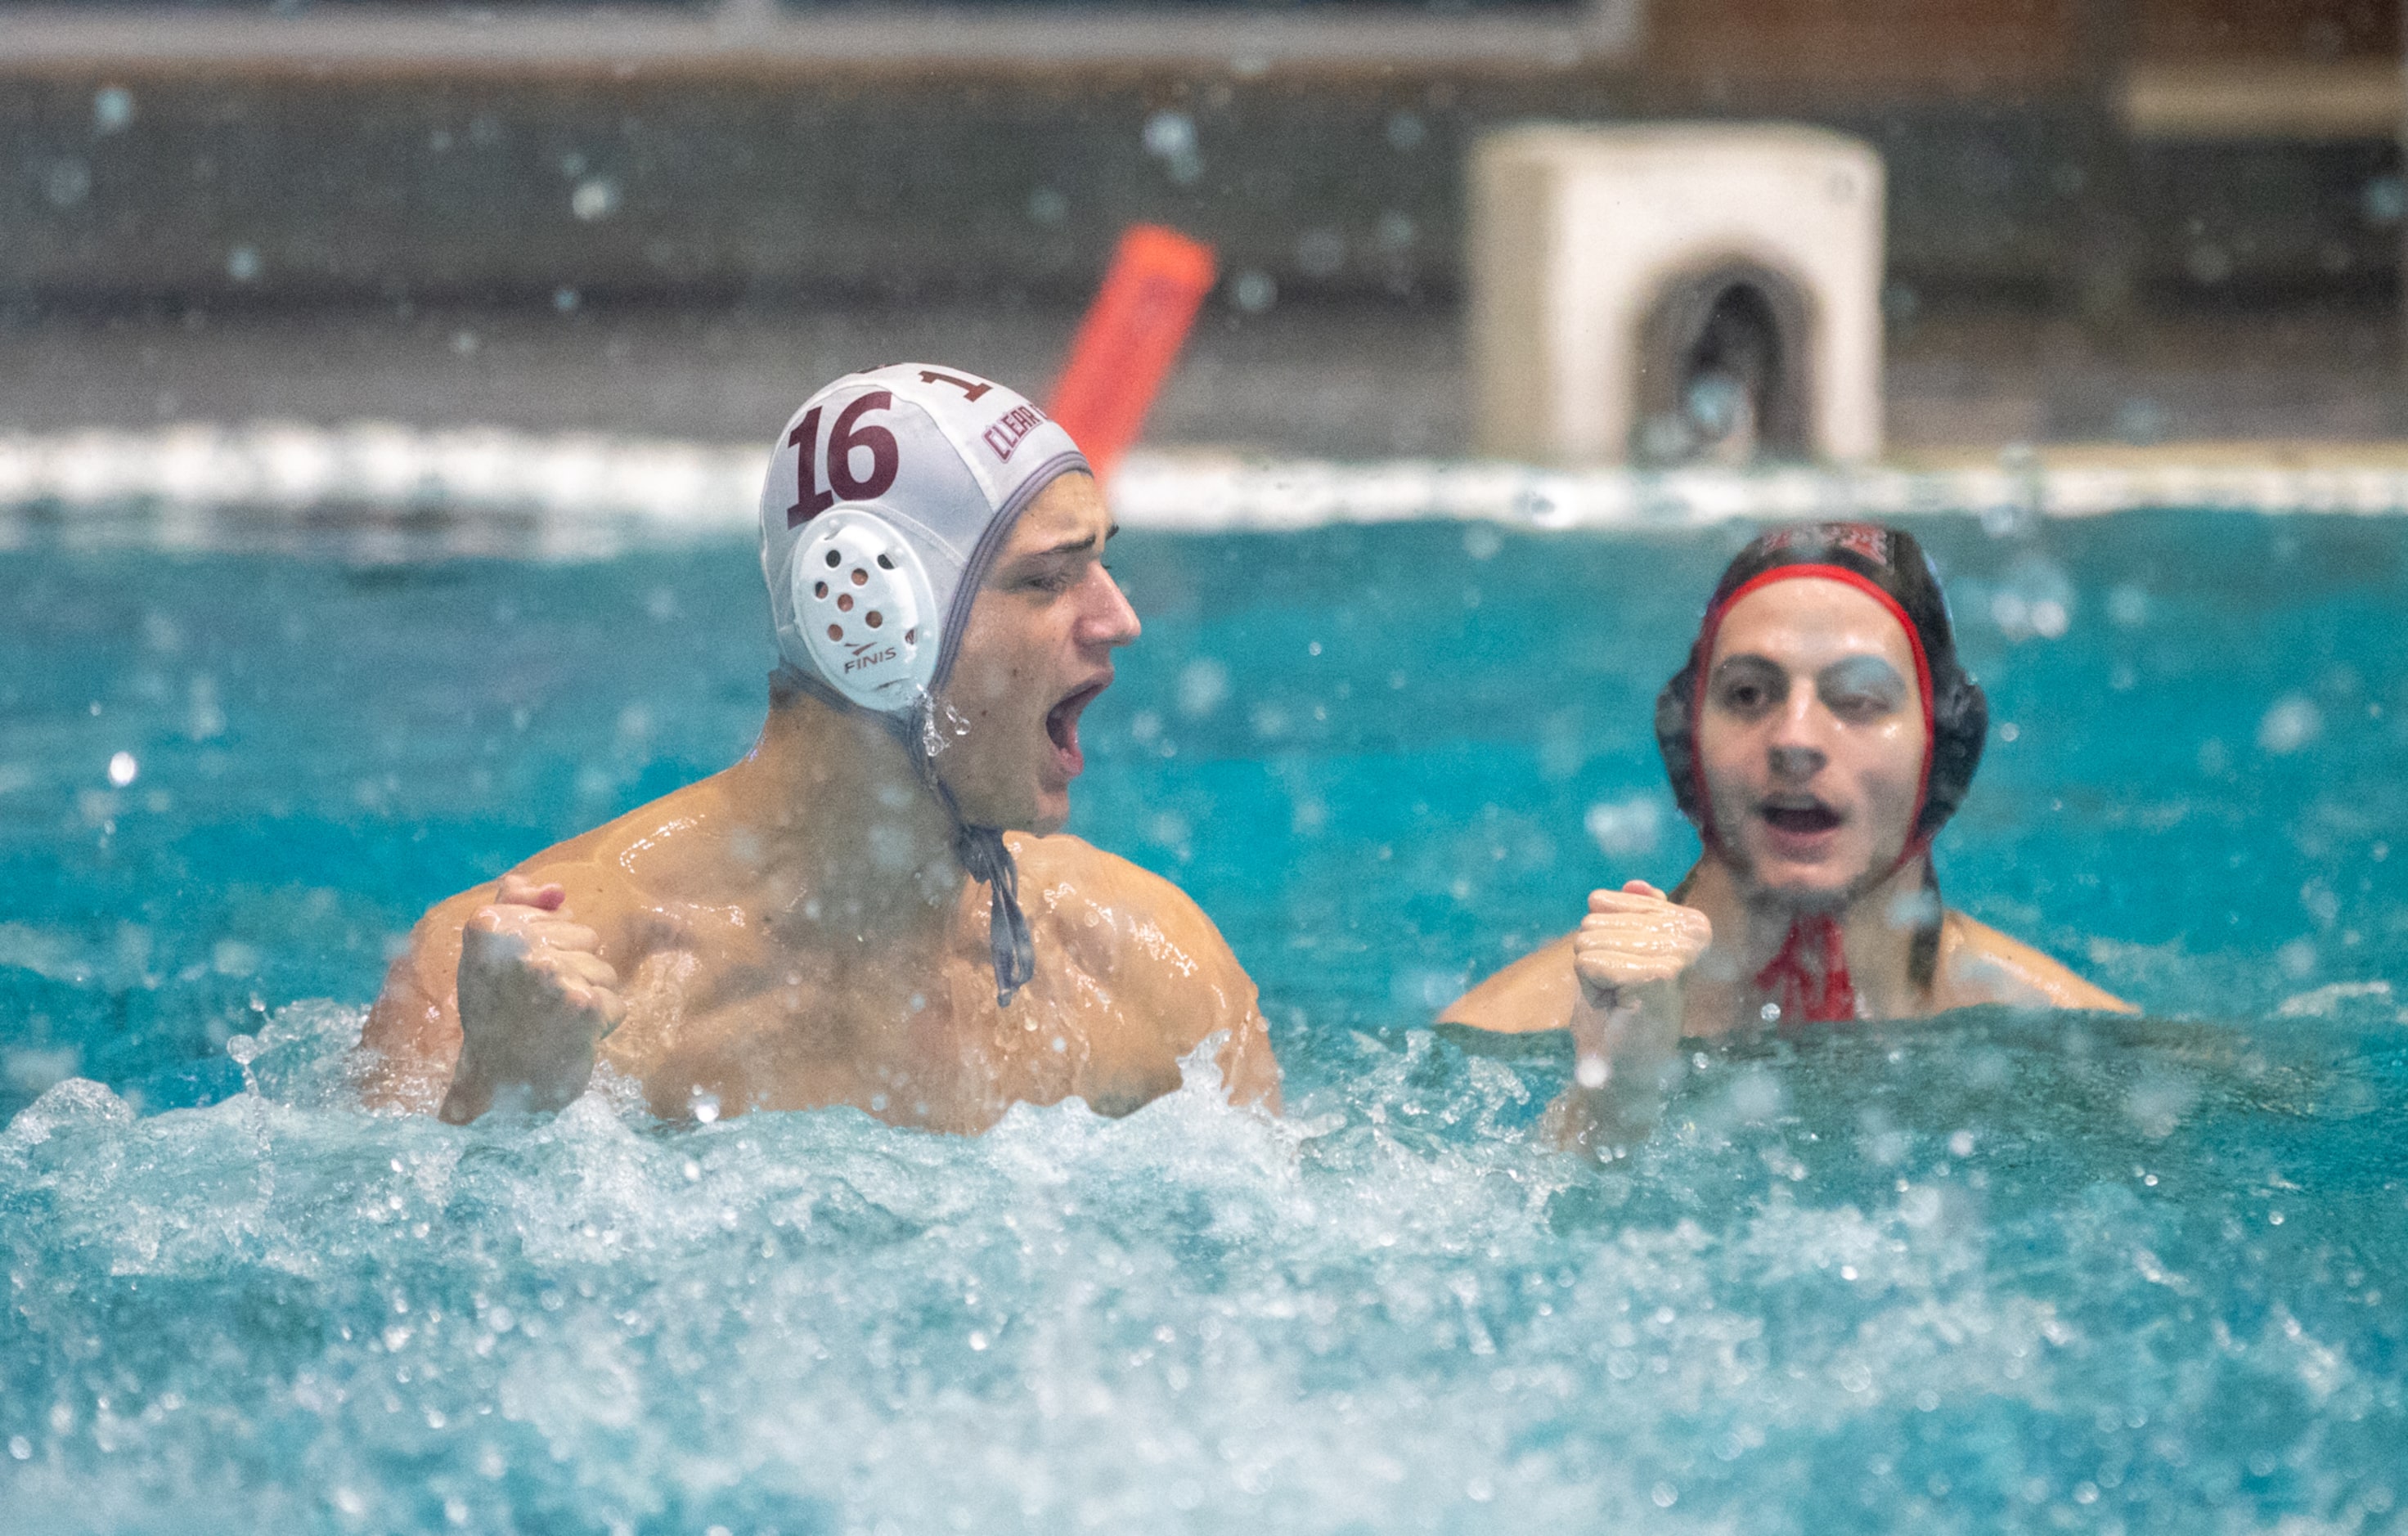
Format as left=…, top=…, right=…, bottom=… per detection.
left=1695, top=577, right=1929, bottom=906
left=936, top=473, right=1139, bottom=834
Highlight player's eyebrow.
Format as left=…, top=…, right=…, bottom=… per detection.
left=1020, top=521, right=1118, bottom=561
left=1710, top=653, right=1785, bottom=679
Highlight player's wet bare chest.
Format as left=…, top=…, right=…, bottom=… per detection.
left=591, top=891, right=1161, bottom=1125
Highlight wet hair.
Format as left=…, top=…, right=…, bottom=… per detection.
left=1655, top=522, right=1986, bottom=990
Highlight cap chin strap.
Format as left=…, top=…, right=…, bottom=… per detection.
left=933, top=784, right=1038, bottom=1008
left=1755, top=912, right=1858, bottom=1024
left=1750, top=846, right=1938, bottom=1026
left=770, top=662, right=1038, bottom=1008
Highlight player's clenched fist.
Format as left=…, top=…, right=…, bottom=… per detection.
left=1572, top=880, right=1714, bottom=1006
left=439, top=873, right=625, bottom=1123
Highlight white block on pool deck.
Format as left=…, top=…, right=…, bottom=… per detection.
left=1470, top=124, right=1885, bottom=466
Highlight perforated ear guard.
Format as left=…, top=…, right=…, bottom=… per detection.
left=792, top=509, right=940, bottom=710
left=1919, top=671, right=1987, bottom=837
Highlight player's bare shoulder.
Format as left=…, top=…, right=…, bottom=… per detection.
left=363, top=777, right=728, bottom=1042
left=1010, top=833, right=1246, bottom=996
left=1936, top=910, right=2136, bottom=1013
left=1440, top=932, right=1580, bottom=1034
left=1010, top=831, right=1279, bottom=1110
left=497, top=770, right=747, bottom=925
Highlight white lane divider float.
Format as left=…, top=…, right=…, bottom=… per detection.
left=7, top=422, right=2408, bottom=554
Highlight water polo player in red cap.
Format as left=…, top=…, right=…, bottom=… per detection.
left=1444, top=521, right=2130, bottom=1149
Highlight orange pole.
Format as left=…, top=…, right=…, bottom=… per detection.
left=1047, top=225, right=1219, bottom=478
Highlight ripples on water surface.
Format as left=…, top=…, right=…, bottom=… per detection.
left=2, top=511, right=2406, bottom=1532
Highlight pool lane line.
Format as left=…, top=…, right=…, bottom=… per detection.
left=11, top=424, right=2408, bottom=548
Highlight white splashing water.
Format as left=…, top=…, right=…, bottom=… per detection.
left=3, top=1001, right=2401, bottom=1534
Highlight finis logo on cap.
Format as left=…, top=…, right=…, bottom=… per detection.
left=982, top=404, right=1049, bottom=463
left=842, top=644, right=904, bottom=679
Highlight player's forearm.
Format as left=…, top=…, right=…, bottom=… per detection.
left=437, top=1027, right=598, bottom=1122
left=1221, top=1008, right=1283, bottom=1113
left=439, top=950, right=606, bottom=1122
left=1552, top=984, right=1683, bottom=1156
left=355, top=966, right=461, bottom=1113
left=438, top=961, right=606, bottom=1120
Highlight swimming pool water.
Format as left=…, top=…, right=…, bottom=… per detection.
left=2, top=510, right=2405, bottom=1532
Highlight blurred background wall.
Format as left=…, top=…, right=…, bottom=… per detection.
left=2, top=0, right=2396, bottom=312
left=2, top=0, right=2400, bottom=452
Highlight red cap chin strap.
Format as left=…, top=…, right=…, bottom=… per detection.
left=1687, top=564, right=1936, bottom=1026
left=1754, top=911, right=1858, bottom=1024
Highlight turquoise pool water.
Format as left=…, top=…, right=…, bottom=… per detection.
left=2, top=510, right=2405, bottom=1532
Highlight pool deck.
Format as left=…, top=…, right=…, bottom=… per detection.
left=6, top=296, right=2407, bottom=469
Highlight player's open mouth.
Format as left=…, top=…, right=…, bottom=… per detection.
left=1045, top=680, right=1107, bottom=775
left=1759, top=800, right=1843, bottom=835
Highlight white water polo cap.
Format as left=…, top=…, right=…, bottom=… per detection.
left=760, top=363, right=1088, bottom=713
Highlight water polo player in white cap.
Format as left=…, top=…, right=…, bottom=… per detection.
left=1442, top=522, right=2128, bottom=1151
left=362, top=365, right=1280, bottom=1129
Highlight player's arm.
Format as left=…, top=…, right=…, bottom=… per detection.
left=357, top=882, right=495, bottom=1113
left=1545, top=883, right=1714, bottom=1156
left=1439, top=932, right=1581, bottom=1033
left=359, top=864, right=629, bottom=1120
left=1942, top=913, right=2137, bottom=1013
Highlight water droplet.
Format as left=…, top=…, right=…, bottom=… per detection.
left=92, top=85, right=135, bottom=134
left=1141, top=110, right=1195, bottom=160
left=571, top=177, right=620, bottom=222
left=1584, top=796, right=1661, bottom=857
left=2258, top=695, right=2322, bottom=755
left=1177, top=658, right=1229, bottom=718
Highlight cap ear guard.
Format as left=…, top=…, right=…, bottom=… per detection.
left=1920, top=668, right=1987, bottom=838
left=1656, top=668, right=1708, bottom=827
left=789, top=509, right=940, bottom=712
